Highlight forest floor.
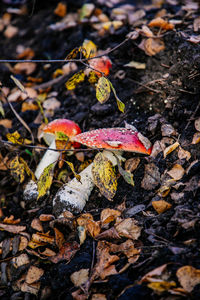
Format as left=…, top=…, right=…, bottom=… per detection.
left=1, top=0, right=200, bottom=299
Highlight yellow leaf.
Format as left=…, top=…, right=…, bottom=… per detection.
left=148, top=280, right=176, bottom=292
left=65, top=70, right=85, bottom=90
left=88, top=71, right=98, bottom=84
left=176, top=265, right=200, bottom=292
left=108, top=80, right=125, bottom=113
left=19, top=157, right=36, bottom=181
left=92, top=152, right=117, bottom=201
left=65, top=160, right=81, bottom=182
left=66, top=48, right=79, bottom=60
left=152, top=200, right=172, bottom=214
left=96, top=76, right=111, bottom=104
left=37, top=163, right=54, bottom=199
left=6, top=131, right=32, bottom=145
left=163, top=141, right=179, bottom=158
left=9, top=156, right=25, bottom=183
left=82, top=39, right=97, bottom=58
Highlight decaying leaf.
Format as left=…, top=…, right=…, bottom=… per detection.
left=192, top=132, right=200, bottom=144
left=92, top=152, right=117, bottom=201
left=178, top=147, right=191, bottom=161
left=50, top=241, right=80, bottom=263
left=54, top=2, right=67, bottom=18
left=148, top=280, right=176, bottom=293
left=9, top=156, right=25, bottom=183
left=65, top=70, right=85, bottom=90
left=100, top=208, right=121, bottom=227
left=115, top=218, right=141, bottom=240
left=7, top=131, right=32, bottom=145
left=88, top=71, right=99, bottom=84
left=124, top=61, right=146, bottom=69
left=65, top=160, right=81, bottom=182
left=167, top=164, right=185, bottom=181
left=141, top=163, right=160, bottom=190
left=12, top=253, right=30, bottom=268
left=125, top=157, right=140, bottom=173
left=96, top=76, right=111, bottom=104
left=77, top=213, right=101, bottom=238
left=141, top=264, right=168, bottom=283
left=0, top=223, right=26, bottom=234
left=148, top=17, right=174, bottom=30
left=139, top=38, right=165, bottom=56
left=37, top=163, right=54, bottom=199
left=82, top=39, right=97, bottom=58
left=176, top=265, right=200, bottom=292
left=70, top=269, right=89, bottom=287
left=194, top=117, right=200, bottom=131
left=163, top=141, right=179, bottom=158
left=117, top=159, right=134, bottom=186
left=152, top=200, right=172, bottom=214
left=25, top=266, right=44, bottom=284
left=109, top=80, right=125, bottom=113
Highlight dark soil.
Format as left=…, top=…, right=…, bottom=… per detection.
left=1, top=0, right=200, bottom=299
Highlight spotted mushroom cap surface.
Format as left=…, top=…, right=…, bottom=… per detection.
left=73, top=128, right=152, bottom=154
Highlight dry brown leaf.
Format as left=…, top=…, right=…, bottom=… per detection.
left=31, top=232, right=55, bottom=245
left=31, top=218, right=43, bottom=232
left=0, top=119, right=12, bottom=128
left=39, top=248, right=56, bottom=257
left=167, top=164, right=185, bottom=180
left=70, top=269, right=89, bottom=287
left=91, top=294, right=106, bottom=300
left=192, top=132, right=200, bottom=144
left=21, top=100, right=38, bottom=112
left=139, top=25, right=154, bottom=37
left=43, top=97, right=61, bottom=111
left=141, top=163, right=160, bottom=190
left=19, top=236, right=28, bottom=251
left=3, top=215, right=20, bottom=224
left=12, top=253, right=30, bottom=268
left=100, top=208, right=121, bottom=227
left=176, top=265, right=200, bottom=292
left=148, top=17, right=174, bottom=30
left=4, top=25, right=18, bottom=38
left=50, top=241, right=80, bottom=263
left=152, top=200, right=172, bottom=214
left=178, top=147, right=191, bottom=161
left=109, top=239, right=140, bottom=263
left=54, top=227, right=65, bottom=249
left=0, top=223, right=26, bottom=234
left=194, top=16, right=200, bottom=32
left=71, top=288, right=87, bottom=300
left=163, top=141, right=179, bottom=158
left=194, top=117, right=200, bottom=131
left=141, top=264, right=168, bottom=283
left=17, top=47, right=35, bottom=59
left=125, top=157, right=140, bottom=173
left=187, top=35, right=200, bottom=44
left=14, top=62, right=36, bottom=75
left=21, top=281, right=40, bottom=296
left=161, top=123, right=177, bottom=137
left=139, top=38, right=165, bottom=56
left=39, top=214, right=55, bottom=221
left=54, top=2, right=67, bottom=17
left=115, top=218, right=141, bottom=240
left=26, top=266, right=44, bottom=284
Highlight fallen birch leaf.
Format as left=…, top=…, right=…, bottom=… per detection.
left=167, top=164, right=185, bottom=180
left=7, top=131, right=32, bottom=145
left=9, top=156, right=25, bottom=183
left=70, top=269, right=89, bottom=287
left=31, top=232, right=54, bottom=245
left=148, top=280, right=176, bottom=292
left=115, top=218, right=141, bottom=240
left=141, top=163, right=160, bottom=190
left=152, top=200, right=172, bottom=214
left=109, top=80, right=125, bottom=113
left=96, top=76, right=111, bottom=104
left=37, top=163, right=54, bottom=199
left=178, top=147, right=191, bottom=161
left=25, top=266, right=44, bottom=284
left=163, top=141, right=179, bottom=158
left=176, top=265, right=200, bottom=292
left=100, top=208, right=121, bottom=227
left=92, top=152, right=117, bottom=201
left=82, top=39, right=97, bottom=58
left=139, top=38, right=165, bottom=56
left=192, top=132, right=200, bottom=144
left=50, top=241, right=80, bottom=263
left=148, top=17, right=174, bottom=30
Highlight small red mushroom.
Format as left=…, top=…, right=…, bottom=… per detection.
left=72, top=127, right=152, bottom=155
left=89, top=56, right=112, bottom=77
left=43, top=118, right=81, bottom=148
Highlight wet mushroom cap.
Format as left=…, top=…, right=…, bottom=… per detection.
left=43, top=119, right=81, bottom=148
left=73, top=128, right=152, bottom=155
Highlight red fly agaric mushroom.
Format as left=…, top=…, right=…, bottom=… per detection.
left=89, top=56, right=112, bottom=77
left=53, top=127, right=151, bottom=216
left=23, top=119, right=81, bottom=202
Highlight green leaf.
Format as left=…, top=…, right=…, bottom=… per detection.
left=108, top=80, right=125, bottom=113
left=96, top=76, right=111, bottom=104
left=92, top=152, right=117, bottom=201
left=37, top=163, right=54, bottom=199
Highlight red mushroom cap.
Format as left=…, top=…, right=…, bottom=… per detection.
left=43, top=119, right=81, bottom=148
left=89, top=56, right=112, bottom=77
left=72, top=128, right=152, bottom=155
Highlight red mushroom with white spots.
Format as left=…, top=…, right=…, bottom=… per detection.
left=53, top=127, right=152, bottom=216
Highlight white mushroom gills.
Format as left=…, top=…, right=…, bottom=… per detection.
left=53, top=150, right=121, bottom=217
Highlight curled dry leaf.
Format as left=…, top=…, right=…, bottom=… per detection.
left=25, top=266, right=44, bottom=284
left=0, top=223, right=26, bottom=234
left=70, top=269, right=89, bottom=287
left=31, top=218, right=43, bottom=232
left=192, top=132, right=200, bottom=144
left=12, top=253, right=30, bottom=268
left=178, top=147, right=191, bottom=161
left=176, top=265, right=200, bottom=292
left=115, top=218, right=141, bottom=240
left=140, top=264, right=168, bottom=283
left=148, top=17, right=174, bottom=30
left=152, top=200, right=172, bottom=214
left=50, top=241, right=80, bottom=263
left=100, top=208, right=121, bottom=228
left=139, top=38, right=165, bottom=56
left=141, top=163, right=160, bottom=190
left=163, top=141, right=179, bottom=158
left=14, top=62, right=36, bottom=75
left=167, top=164, right=185, bottom=181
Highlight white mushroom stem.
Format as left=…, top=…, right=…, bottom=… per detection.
left=34, top=139, right=60, bottom=180
left=53, top=150, right=123, bottom=217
